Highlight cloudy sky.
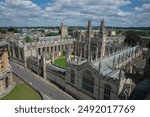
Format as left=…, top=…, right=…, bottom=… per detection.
left=0, top=0, right=150, bottom=27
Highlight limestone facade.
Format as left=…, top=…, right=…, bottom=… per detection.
left=0, top=40, right=13, bottom=94
left=61, top=23, right=68, bottom=38
left=7, top=19, right=145, bottom=100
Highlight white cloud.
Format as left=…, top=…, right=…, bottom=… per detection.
left=117, top=10, right=131, bottom=17
left=0, top=0, right=149, bottom=27
left=44, top=0, right=132, bottom=26
left=135, top=3, right=150, bottom=12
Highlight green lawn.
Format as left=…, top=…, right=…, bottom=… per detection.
left=54, top=56, right=74, bottom=68
left=1, top=83, right=42, bottom=100
left=54, top=57, right=66, bottom=68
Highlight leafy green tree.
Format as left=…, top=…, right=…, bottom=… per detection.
left=25, top=36, right=32, bottom=43
left=58, top=29, right=61, bottom=35
left=138, top=31, right=150, bottom=37
left=8, top=27, right=15, bottom=32
left=46, top=32, right=59, bottom=36
left=124, top=31, right=141, bottom=46
left=0, top=28, right=6, bottom=34
left=146, top=42, right=150, bottom=49
left=8, top=27, right=21, bottom=33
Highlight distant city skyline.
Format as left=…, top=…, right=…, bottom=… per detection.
left=0, top=0, right=150, bottom=27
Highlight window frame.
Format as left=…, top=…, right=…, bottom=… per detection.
left=70, top=70, right=75, bottom=84
left=82, top=71, right=94, bottom=93
left=103, top=84, right=112, bottom=100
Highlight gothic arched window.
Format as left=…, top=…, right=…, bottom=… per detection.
left=82, top=71, right=94, bottom=93
left=70, top=70, right=75, bottom=84
left=103, top=84, right=112, bottom=100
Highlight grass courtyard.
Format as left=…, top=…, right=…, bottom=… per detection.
left=1, top=83, right=42, bottom=100
left=54, top=56, right=74, bottom=68
left=54, top=56, right=66, bottom=68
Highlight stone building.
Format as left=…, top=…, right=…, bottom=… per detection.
left=73, top=20, right=126, bottom=60
left=9, top=35, right=74, bottom=77
left=61, top=23, right=68, bottom=38
left=65, top=45, right=142, bottom=100
left=46, top=20, right=142, bottom=100
left=140, top=36, right=150, bottom=47
left=8, top=19, right=144, bottom=100
left=0, top=40, right=13, bottom=94
left=129, top=47, right=150, bottom=100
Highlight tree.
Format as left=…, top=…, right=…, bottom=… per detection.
left=124, top=31, right=141, bottom=46
left=8, top=27, right=15, bottom=32
left=138, top=30, right=150, bottom=37
left=146, top=42, right=150, bottom=49
left=0, top=28, right=6, bottom=34
left=8, top=27, right=21, bottom=33
left=46, top=32, right=59, bottom=36
left=58, top=29, right=61, bottom=35
left=25, top=36, right=32, bottom=43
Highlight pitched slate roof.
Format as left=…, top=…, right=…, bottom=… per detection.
left=92, top=46, right=139, bottom=79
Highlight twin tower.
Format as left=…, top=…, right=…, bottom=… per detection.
left=74, top=19, right=107, bottom=63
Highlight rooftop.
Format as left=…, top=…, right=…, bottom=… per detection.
left=0, top=40, right=7, bottom=47
left=70, top=46, right=139, bottom=80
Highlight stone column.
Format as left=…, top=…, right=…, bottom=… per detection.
left=36, top=47, right=38, bottom=58
left=43, top=53, right=46, bottom=79
left=11, top=46, right=14, bottom=58
left=8, top=43, right=12, bottom=58
left=36, top=48, right=40, bottom=67
left=57, top=45, right=59, bottom=52
left=74, top=42, right=76, bottom=59
left=49, top=46, right=51, bottom=53
left=83, top=43, right=86, bottom=58
left=109, top=48, right=111, bottom=56
left=51, top=52, right=54, bottom=64
left=45, top=47, right=47, bottom=56
left=18, top=47, right=21, bottom=60
left=113, top=56, right=115, bottom=69
left=66, top=45, right=71, bottom=62
left=88, top=38, right=91, bottom=62
left=23, top=45, right=27, bottom=68
left=129, top=61, right=133, bottom=73
left=80, top=43, right=82, bottom=60
left=95, top=43, right=98, bottom=61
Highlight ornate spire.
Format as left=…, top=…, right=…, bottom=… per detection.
left=66, top=44, right=71, bottom=62
left=77, top=35, right=80, bottom=65
left=99, top=59, right=101, bottom=74
left=113, top=56, right=115, bottom=69
left=100, top=19, right=105, bottom=34
left=87, top=19, right=92, bottom=37
left=118, top=54, right=120, bottom=65
left=87, top=20, right=92, bottom=62
left=118, top=68, right=122, bottom=80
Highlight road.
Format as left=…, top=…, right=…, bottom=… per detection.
left=10, top=61, right=75, bottom=100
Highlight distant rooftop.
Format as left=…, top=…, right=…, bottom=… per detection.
left=0, top=40, right=7, bottom=47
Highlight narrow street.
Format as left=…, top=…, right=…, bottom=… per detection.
left=10, top=61, right=75, bottom=100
